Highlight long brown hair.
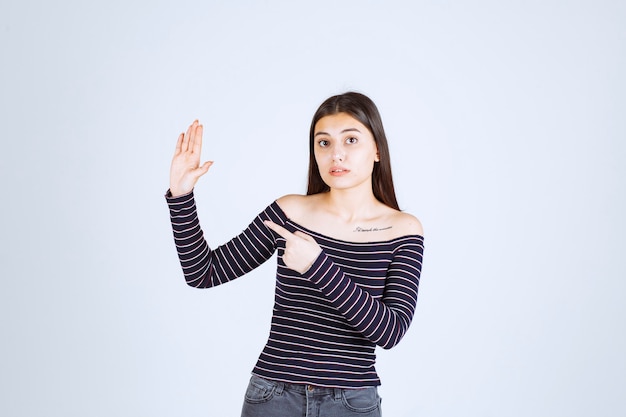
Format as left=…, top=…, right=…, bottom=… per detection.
left=306, top=92, right=400, bottom=210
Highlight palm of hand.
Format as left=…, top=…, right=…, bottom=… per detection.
left=169, top=120, right=213, bottom=197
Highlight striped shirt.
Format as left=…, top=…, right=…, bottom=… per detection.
left=166, top=191, right=424, bottom=388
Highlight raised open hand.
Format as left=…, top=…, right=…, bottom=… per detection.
left=264, top=220, right=322, bottom=274
left=169, top=120, right=213, bottom=197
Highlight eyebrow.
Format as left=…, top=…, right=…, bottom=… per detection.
left=314, top=128, right=362, bottom=138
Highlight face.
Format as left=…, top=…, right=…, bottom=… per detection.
left=313, top=112, right=380, bottom=192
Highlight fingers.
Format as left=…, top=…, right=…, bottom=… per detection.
left=174, top=132, right=184, bottom=155
left=188, top=120, right=198, bottom=151
left=181, top=121, right=194, bottom=152
left=265, top=223, right=321, bottom=274
left=192, top=123, right=203, bottom=155
left=197, top=160, right=214, bottom=176
left=264, top=221, right=317, bottom=243
left=264, top=220, right=292, bottom=239
left=180, top=120, right=200, bottom=153
left=293, top=231, right=316, bottom=242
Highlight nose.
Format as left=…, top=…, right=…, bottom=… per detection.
left=332, top=145, right=345, bottom=162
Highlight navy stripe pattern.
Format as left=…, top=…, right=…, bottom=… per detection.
left=166, top=191, right=424, bottom=388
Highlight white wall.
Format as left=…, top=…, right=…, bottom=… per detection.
left=1, top=1, right=624, bottom=416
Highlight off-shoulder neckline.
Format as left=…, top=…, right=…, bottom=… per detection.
left=271, top=200, right=424, bottom=245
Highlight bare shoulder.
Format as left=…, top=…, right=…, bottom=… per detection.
left=390, top=210, right=424, bottom=237
left=275, top=194, right=318, bottom=219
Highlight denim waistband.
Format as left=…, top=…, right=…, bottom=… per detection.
left=280, top=381, right=341, bottom=398
left=253, top=375, right=343, bottom=399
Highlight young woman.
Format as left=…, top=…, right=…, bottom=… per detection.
left=166, top=92, right=424, bottom=417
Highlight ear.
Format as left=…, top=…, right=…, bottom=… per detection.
left=375, top=150, right=380, bottom=162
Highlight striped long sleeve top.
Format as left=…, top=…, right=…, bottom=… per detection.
left=166, top=191, right=424, bottom=388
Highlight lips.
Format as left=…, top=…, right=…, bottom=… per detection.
left=329, top=166, right=350, bottom=176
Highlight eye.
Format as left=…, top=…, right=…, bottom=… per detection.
left=318, top=139, right=330, bottom=148
left=346, top=136, right=358, bottom=144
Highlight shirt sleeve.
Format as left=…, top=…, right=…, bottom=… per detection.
left=165, top=190, right=281, bottom=288
left=303, top=236, right=424, bottom=349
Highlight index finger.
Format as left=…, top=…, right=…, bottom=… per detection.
left=192, top=123, right=203, bottom=154
left=264, top=220, right=294, bottom=240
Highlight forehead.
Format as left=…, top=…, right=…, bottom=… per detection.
left=314, top=112, right=370, bottom=135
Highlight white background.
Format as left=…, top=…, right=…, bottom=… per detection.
left=1, top=1, right=624, bottom=416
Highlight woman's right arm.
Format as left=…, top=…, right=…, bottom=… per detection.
left=166, top=120, right=278, bottom=287
left=166, top=191, right=279, bottom=288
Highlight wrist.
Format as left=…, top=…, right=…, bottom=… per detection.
left=167, top=188, right=193, bottom=199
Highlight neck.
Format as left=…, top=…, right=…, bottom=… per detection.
left=322, top=186, right=380, bottom=222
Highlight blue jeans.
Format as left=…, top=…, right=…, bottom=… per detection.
left=240, top=375, right=382, bottom=417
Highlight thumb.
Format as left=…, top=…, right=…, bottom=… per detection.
left=196, top=161, right=214, bottom=176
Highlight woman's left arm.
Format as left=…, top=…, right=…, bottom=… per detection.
left=263, top=220, right=424, bottom=349
left=305, top=238, right=424, bottom=349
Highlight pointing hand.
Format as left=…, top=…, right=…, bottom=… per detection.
left=264, top=221, right=322, bottom=274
